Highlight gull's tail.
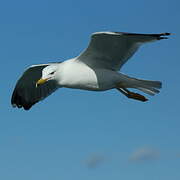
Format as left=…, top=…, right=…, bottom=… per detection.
left=120, top=74, right=162, bottom=96
left=135, top=79, right=162, bottom=95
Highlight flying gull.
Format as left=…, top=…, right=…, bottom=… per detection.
left=11, top=31, right=170, bottom=110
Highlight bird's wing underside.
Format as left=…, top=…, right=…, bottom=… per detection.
left=76, top=31, right=170, bottom=71
left=11, top=63, right=59, bottom=110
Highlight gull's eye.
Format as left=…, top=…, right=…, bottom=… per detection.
left=50, top=71, right=55, bottom=75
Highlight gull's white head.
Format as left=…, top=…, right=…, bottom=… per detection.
left=36, top=64, right=59, bottom=87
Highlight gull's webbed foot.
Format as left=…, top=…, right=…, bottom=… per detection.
left=116, top=88, right=148, bottom=102
left=126, top=91, right=148, bottom=102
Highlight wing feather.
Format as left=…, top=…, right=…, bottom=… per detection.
left=76, top=32, right=170, bottom=71
left=11, top=64, right=59, bottom=110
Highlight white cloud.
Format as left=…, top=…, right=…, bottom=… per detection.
left=129, top=147, right=160, bottom=162
left=85, top=154, right=105, bottom=168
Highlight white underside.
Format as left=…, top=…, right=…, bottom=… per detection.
left=56, top=59, right=123, bottom=91
left=54, top=58, right=161, bottom=95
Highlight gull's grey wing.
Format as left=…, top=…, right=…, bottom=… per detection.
left=11, top=63, right=59, bottom=110
left=76, top=32, right=170, bottom=71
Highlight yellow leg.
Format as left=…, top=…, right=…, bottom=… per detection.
left=117, top=88, right=148, bottom=102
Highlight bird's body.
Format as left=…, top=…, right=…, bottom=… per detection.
left=11, top=31, right=170, bottom=110
left=56, top=59, right=123, bottom=91
left=56, top=59, right=100, bottom=90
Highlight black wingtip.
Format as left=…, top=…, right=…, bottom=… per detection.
left=157, top=32, right=171, bottom=40
left=162, top=32, right=171, bottom=36
left=11, top=88, right=34, bottom=110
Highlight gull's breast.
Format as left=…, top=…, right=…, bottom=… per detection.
left=58, top=60, right=98, bottom=90
left=58, top=59, right=120, bottom=91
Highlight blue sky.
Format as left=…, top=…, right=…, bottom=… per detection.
left=0, top=0, right=179, bottom=179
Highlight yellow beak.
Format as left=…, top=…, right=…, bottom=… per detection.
left=36, top=78, right=49, bottom=87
